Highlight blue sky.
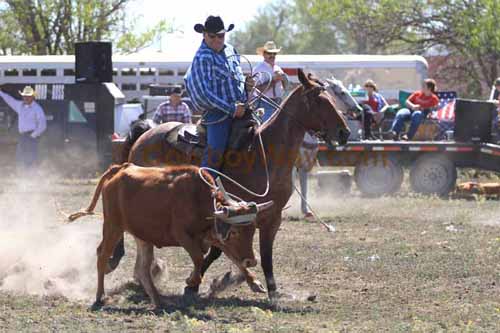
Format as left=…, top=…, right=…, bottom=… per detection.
left=128, top=0, right=272, bottom=55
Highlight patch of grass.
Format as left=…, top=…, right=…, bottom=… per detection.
left=1, top=183, right=500, bottom=332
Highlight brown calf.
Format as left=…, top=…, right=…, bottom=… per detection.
left=68, top=163, right=266, bottom=308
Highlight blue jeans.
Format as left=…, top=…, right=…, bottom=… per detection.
left=258, top=98, right=281, bottom=122
left=16, top=132, right=39, bottom=171
left=391, top=108, right=424, bottom=139
left=201, top=116, right=233, bottom=174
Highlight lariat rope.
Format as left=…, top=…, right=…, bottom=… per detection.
left=197, top=54, right=274, bottom=200
left=198, top=54, right=333, bottom=231
left=198, top=129, right=270, bottom=200
left=292, top=183, right=336, bottom=233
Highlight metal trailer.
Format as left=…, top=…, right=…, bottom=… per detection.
left=316, top=141, right=500, bottom=196
left=0, top=83, right=124, bottom=174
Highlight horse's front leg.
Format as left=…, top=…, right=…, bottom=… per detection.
left=259, top=214, right=282, bottom=302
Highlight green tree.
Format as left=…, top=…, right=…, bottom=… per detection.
left=230, top=0, right=422, bottom=55
left=230, top=0, right=296, bottom=54
left=0, top=8, right=28, bottom=55
left=0, top=0, right=172, bottom=55
left=116, top=17, right=175, bottom=54
left=417, top=0, right=500, bottom=97
left=303, top=0, right=424, bottom=54
left=231, top=0, right=500, bottom=98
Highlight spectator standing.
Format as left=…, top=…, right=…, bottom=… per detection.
left=294, top=131, right=319, bottom=221
left=254, top=41, right=288, bottom=122
left=0, top=86, right=46, bottom=171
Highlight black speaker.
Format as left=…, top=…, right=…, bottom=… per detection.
left=454, top=99, right=496, bottom=143
left=75, top=42, right=112, bottom=83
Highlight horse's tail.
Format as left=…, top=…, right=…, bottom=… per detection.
left=119, top=118, right=155, bottom=163
left=67, top=163, right=129, bottom=222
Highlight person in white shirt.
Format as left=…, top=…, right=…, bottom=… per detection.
left=254, top=41, right=288, bottom=122
left=0, top=86, right=47, bottom=171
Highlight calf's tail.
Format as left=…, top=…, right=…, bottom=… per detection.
left=67, top=163, right=129, bottom=222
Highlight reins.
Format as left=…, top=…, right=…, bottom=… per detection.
left=197, top=54, right=337, bottom=231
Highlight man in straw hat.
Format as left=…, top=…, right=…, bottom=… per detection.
left=185, top=15, right=251, bottom=175
left=254, top=41, right=288, bottom=122
left=0, top=86, right=47, bottom=171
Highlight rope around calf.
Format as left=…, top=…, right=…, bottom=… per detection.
left=198, top=130, right=270, bottom=200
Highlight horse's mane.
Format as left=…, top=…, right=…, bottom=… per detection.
left=256, top=77, right=324, bottom=134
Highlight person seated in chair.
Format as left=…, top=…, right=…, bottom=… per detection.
left=391, top=79, right=439, bottom=141
left=361, top=80, right=388, bottom=139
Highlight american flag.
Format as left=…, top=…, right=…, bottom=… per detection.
left=432, top=91, right=457, bottom=139
left=432, top=91, right=457, bottom=121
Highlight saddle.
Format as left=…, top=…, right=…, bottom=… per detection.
left=165, top=110, right=259, bottom=159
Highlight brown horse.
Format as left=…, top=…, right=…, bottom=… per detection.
left=114, top=69, right=349, bottom=301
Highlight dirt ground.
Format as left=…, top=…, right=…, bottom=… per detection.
left=1, top=177, right=500, bottom=332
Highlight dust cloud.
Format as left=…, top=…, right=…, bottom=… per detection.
left=0, top=171, right=102, bottom=300
left=286, top=172, right=500, bottom=226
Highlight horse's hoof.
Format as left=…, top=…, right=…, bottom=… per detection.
left=269, top=290, right=279, bottom=301
left=268, top=290, right=291, bottom=307
left=90, top=300, right=103, bottom=311
left=248, top=279, right=266, bottom=293
left=183, top=286, right=200, bottom=299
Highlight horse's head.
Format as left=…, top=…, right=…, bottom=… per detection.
left=298, top=69, right=350, bottom=145
left=325, top=77, right=363, bottom=114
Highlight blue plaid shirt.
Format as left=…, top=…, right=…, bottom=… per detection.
left=184, top=41, right=246, bottom=120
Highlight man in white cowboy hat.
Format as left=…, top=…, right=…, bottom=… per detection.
left=254, top=41, right=288, bottom=122
left=0, top=85, right=47, bottom=171
left=185, top=15, right=251, bottom=175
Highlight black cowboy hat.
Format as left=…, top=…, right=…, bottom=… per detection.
left=194, top=16, right=234, bottom=34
